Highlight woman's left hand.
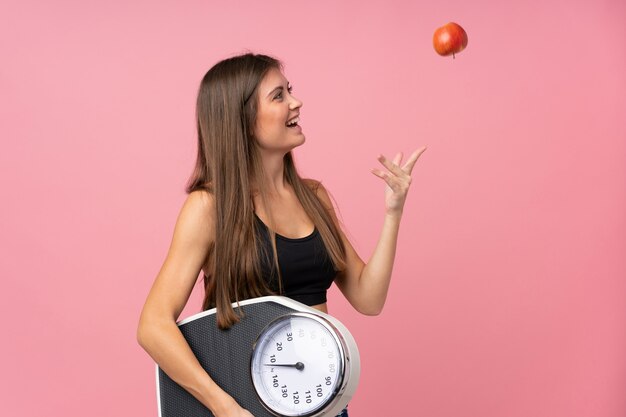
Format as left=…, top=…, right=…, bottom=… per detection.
left=371, top=146, right=427, bottom=216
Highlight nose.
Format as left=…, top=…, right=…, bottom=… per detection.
left=289, top=94, right=303, bottom=110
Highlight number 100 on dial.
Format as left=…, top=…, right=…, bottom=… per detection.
left=251, top=313, right=347, bottom=417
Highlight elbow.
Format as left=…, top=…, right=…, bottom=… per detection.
left=136, top=320, right=149, bottom=349
left=361, top=308, right=383, bottom=316
left=356, top=302, right=384, bottom=316
left=136, top=315, right=157, bottom=350
left=137, top=311, right=177, bottom=351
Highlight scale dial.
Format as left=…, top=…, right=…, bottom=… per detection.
left=251, top=313, right=346, bottom=417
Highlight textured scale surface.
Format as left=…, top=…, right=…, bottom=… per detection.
left=158, top=302, right=295, bottom=417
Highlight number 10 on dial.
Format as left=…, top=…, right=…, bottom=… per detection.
left=251, top=313, right=350, bottom=417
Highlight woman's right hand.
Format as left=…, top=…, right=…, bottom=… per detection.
left=229, top=408, right=255, bottom=417
left=224, top=406, right=254, bottom=417
left=214, top=396, right=255, bottom=417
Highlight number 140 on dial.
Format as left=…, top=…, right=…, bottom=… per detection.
left=251, top=313, right=347, bottom=417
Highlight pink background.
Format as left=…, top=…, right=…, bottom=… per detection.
left=1, top=0, right=625, bottom=416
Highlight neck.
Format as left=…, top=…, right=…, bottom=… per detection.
left=254, top=150, right=289, bottom=197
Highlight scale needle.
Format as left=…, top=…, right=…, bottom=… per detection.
left=264, top=362, right=305, bottom=371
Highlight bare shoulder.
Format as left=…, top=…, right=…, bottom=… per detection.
left=303, top=178, right=334, bottom=210
left=174, top=190, right=216, bottom=245
left=181, top=189, right=214, bottom=218
left=184, top=189, right=214, bottom=210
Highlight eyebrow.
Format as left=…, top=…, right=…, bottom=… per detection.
left=266, top=83, right=291, bottom=98
left=266, top=86, right=283, bottom=98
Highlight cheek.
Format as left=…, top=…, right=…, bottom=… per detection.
left=255, top=111, right=283, bottom=138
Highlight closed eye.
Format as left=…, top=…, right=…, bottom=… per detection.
left=272, top=84, right=293, bottom=100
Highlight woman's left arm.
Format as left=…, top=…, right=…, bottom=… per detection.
left=318, top=146, right=427, bottom=315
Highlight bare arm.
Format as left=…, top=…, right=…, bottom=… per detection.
left=136, top=191, right=252, bottom=417
left=318, top=147, right=427, bottom=315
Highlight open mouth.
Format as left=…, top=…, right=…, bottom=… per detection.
left=286, top=116, right=300, bottom=128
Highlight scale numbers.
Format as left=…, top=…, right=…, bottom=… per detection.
left=251, top=313, right=345, bottom=416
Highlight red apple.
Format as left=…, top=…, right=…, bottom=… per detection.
left=433, top=22, right=468, bottom=59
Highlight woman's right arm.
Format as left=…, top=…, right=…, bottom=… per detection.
left=136, top=190, right=253, bottom=417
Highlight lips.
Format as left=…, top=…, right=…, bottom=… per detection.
left=286, top=115, right=300, bottom=127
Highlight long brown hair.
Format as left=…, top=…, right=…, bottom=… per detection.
left=186, top=53, right=346, bottom=329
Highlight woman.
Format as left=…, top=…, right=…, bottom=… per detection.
left=137, top=52, right=426, bottom=417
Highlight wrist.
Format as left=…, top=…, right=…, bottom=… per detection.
left=207, top=390, right=237, bottom=416
left=384, top=209, right=403, bottom=221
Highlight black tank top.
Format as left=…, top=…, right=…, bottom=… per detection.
left=255, top=214, right=337, bottom=306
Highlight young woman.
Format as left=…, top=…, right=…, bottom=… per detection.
left=137, top=53, right=426, bottom=417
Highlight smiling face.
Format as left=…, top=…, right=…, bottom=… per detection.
left=253, top=67, right=305, bottom=153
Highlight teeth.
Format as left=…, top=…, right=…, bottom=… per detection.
left=286, top=116, right=300, bottom=126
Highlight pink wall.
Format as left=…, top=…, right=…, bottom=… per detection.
left=2, top=0, right=625, bottom=416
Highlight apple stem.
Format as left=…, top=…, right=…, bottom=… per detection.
left=453, top=53, right=456, bottom=59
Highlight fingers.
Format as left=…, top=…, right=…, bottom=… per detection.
left=402, top=146, right=427, bottom=175
left=370, top=168, right=403, bottom=191
left=377, top=146, right=426, bottom=178
left=377, top=154, right=407, bottom=178
left=392, top=152, right=403, bottom=166
left=370, top=168, right=388, bottom=181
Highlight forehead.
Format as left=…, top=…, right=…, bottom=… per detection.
left=258, top=67, right=288, bottom=94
